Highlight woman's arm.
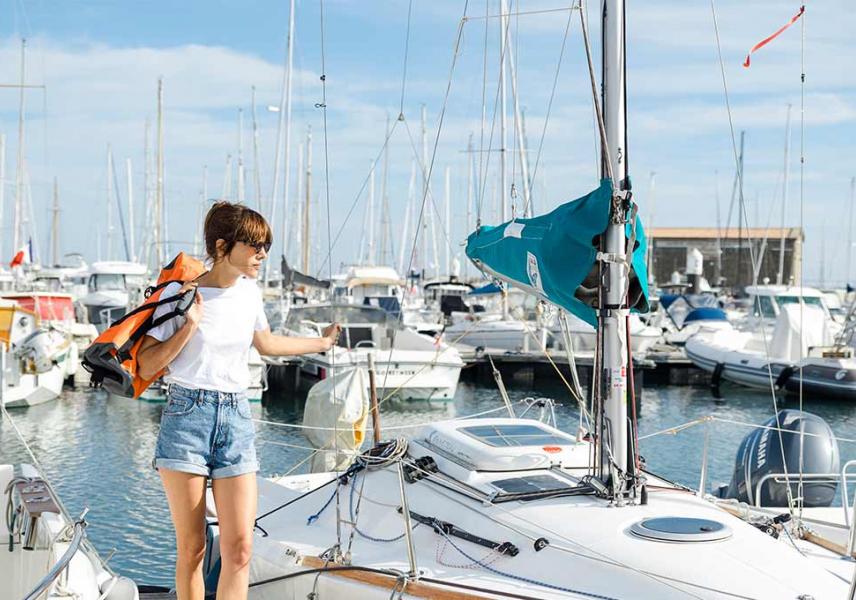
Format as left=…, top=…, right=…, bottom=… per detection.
left=137, top=291, right=203, bottom=380
left=253, top=323, right=341, bottom=357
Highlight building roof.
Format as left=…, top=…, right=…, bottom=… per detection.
left=649, top=227, right=803, bottom=240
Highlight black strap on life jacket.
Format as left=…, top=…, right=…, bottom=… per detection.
left=115, top=286, right=198, bottom=361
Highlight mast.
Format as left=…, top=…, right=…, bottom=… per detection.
left=398, top=160, right=416, bottom=274
left=13, top=39, right=26, bottom=255
left=736, top=130, right=745, bottom=291
left=646, top=171, right=656, bottom=282
left=600, top=0, right=631, bottom=489
left=237, top=108, right=245, bottom=204
left=499, top=1, right=509, bottom=318
left=465, top=134, right=474, bottom=280
left=106, top=145, right=114, bottom=260
left=379, top=114, right=391, bottom=265
left=444, top=166, right=451, bottom=276
left=302, top=126, right=312, bottom=274
left=0, top=134, right=5, bottom=261
left=500, top=0, right=532, bottom=217
left=251, top=86, right=262, bottom=210
left=126, top=158, right=135, bottom=263
left=51, top=177, right=59, bottom=266
left=714, top=171, right=723, bottom=286
left=142, top=118, right=151, bottom=265
left=420, top=105, right=429, bottom=275
left=156, top=78, right=165, bottom=268
left=292, top=143, right=303, bottom=263
left=848, top=176, right=856, bottom=287
left=776, top=105, right=792, bottom=285
left=271, top=0, right=295, bottom=274
left=367, top=162, right=375, bottom=264
left=222, top=154, right=233, bottom=199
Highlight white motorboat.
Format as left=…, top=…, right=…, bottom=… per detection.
left=78, top=261, right=148, bottom=332
left=282, top=303, right=462, bottom=401
left=685, top=302, right=856, bottom=399
left=0, top=300, right=73, bottom=408
left=1, top=462, right=138, bottom=600
left=735, top=284, right=838, bottom=333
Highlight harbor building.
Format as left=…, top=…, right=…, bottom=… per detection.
left=648, top=227, right=803, bottom=289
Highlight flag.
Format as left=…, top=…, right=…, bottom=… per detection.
left=10, top=245, right=29, bottom=268
left=743, top=6, right=805, bottom=68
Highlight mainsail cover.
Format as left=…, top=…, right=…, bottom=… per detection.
left=465, top=179, right=649, bottom=327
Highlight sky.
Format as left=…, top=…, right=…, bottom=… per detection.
left=0, top=0, right=853, bottom=286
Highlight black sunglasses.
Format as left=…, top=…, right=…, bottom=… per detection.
left=238, top=239, right=272, bottom=254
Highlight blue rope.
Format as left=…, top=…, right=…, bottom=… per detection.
left=437, top=529, right=620, bottom=600
left=306, top=484, right=339, bottom=525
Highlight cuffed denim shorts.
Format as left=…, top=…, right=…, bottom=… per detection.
left=153, top=383, right=259, bottom=479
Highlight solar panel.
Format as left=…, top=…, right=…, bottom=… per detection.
left=490, top=474, right=573, bottom=494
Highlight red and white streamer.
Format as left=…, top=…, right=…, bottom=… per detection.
left=743, top=5, right=805, bottom=68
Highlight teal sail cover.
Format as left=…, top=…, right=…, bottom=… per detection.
left=465, top=179, right=649, bottom=327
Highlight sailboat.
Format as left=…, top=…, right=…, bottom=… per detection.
left=197, top=2, right=851, bottom=597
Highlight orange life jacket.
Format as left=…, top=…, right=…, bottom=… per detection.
left=82, top=252, right=206, bottom=398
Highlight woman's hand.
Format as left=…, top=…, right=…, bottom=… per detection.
left=322, top=322, right=341, bottom=350
left=185, top=288, right=204, bottom=330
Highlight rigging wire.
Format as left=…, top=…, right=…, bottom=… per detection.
left=525, top=1, right=578, bottom=217
left=709, top=0, right=798, bottom=520
left=399, top=0, right=414, bottom=116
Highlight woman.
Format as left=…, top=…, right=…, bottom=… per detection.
left=138, top=201, right=340, bottom=600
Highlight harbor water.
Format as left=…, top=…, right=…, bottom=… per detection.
left=3, top=380, right=856, bottom=588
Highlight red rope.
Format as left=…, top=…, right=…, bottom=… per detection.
left=743, top=5, right=805, bottom=68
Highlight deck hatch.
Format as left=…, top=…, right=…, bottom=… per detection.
left=459, top=424, right=574, bottom=448
left=629, top=517, right=732, bottom=543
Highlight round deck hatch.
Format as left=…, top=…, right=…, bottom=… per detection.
left=629, top=517, right=731, bottom=543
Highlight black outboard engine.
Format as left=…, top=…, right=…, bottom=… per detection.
left=718, top=409, right=839, bottom=507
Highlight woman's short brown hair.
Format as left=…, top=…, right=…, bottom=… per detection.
left=203, top=201, right=273, bottom=261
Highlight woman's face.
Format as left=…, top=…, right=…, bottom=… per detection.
left=221, top=239, right=269, bottom=279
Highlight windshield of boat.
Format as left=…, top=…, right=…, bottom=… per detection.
left=776, top=295, right=826, bottom=312
left=752, top=295, right=777, bottom=319
left=90, top=273, right=126, bottom=291
left=284, top=304, right=389, bottom=328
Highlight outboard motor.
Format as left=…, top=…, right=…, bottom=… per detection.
left=718, top=409, right=839, bottom=507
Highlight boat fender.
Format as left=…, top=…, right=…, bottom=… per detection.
left=640, top=484, right=648, bottom=505
left=534, top=537, right=550, bottom=552
left=710, top=362, right=725, bottom=398
left=775, top=366, right=795, bottom=390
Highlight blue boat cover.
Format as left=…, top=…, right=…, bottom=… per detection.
left=469, top=282, right=502, bottom=296
left=465, top=179, right=649, bottom=327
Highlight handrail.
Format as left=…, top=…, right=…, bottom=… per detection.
left=23, top=517, right=88, bottom=600
left=754, top=472, right=842, bottom=508
left=841, top=459, right=856, bottom=527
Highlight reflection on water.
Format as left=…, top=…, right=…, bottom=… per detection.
left=2, top=379, right=855, bottom=587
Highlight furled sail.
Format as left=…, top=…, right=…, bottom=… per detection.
left=465, top=179, right=649, bottom=327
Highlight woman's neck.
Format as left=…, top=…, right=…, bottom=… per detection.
left=199, top=263, right=242, bottom=288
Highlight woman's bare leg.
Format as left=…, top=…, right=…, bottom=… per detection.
left=211, top=473, right=257, bottom=600
left=160, top=469, right=208, bottom=600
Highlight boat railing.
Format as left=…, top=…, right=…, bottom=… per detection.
left=22, top=513, right=88, bottom=600
left=753, top=472, right=844, bottom=509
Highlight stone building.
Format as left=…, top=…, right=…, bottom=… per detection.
left=648, top=227, right=803, bottom=289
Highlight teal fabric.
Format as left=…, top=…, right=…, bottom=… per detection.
left=465, top=179, right=649, bottom=327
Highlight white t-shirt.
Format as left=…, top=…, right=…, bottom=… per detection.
left=147, top=277, right=269, bottom=393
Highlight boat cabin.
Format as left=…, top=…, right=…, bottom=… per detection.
left=410, top=418, right=591, bottom=502
left=744, top=285, right=831, bottom=320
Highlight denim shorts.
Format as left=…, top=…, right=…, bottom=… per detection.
left=153, top=383, right=259, bottom=479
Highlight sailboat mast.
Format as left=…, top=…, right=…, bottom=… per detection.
left=13, top=39, right=26, bottom=255
left=379, top=114, right=391, bottom=266
left=367, top=163, right=375, bottom=264
left=106, top=145, right=114, bottom=260
left=736, top=130, right=745, bottom=291
left=251, top=86, right=262, bottom=210
left=302, top=126, right=312, bottom=274
left=272, top=0, right=295, bottom=270
left=466, top=134, right=474, bottom=281
left=776, top=105, right=792, bottom=285
left=848, top=176, right=855, bottom=287
left=51, top=177, right=59, bottom=266
left=127, top=158, right=135, bottom=263
left=499, top=2, right=509, bottom=319
left=237, top=108, right=245, bottom=204
left=156, top=78, right=164, bottom=268
left=0, top=134, right=6, bottom=260
left=444, top=166, right=451, bottom=276
left=600, top=0, right=631, bottom=487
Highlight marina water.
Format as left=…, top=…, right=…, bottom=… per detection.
left=3, top=381, right=855, bottom=588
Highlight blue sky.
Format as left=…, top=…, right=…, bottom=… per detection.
left=0, top=1, right=853, bottom=286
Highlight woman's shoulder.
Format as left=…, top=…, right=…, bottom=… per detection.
left=237, top=276, right=263, bottom=297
